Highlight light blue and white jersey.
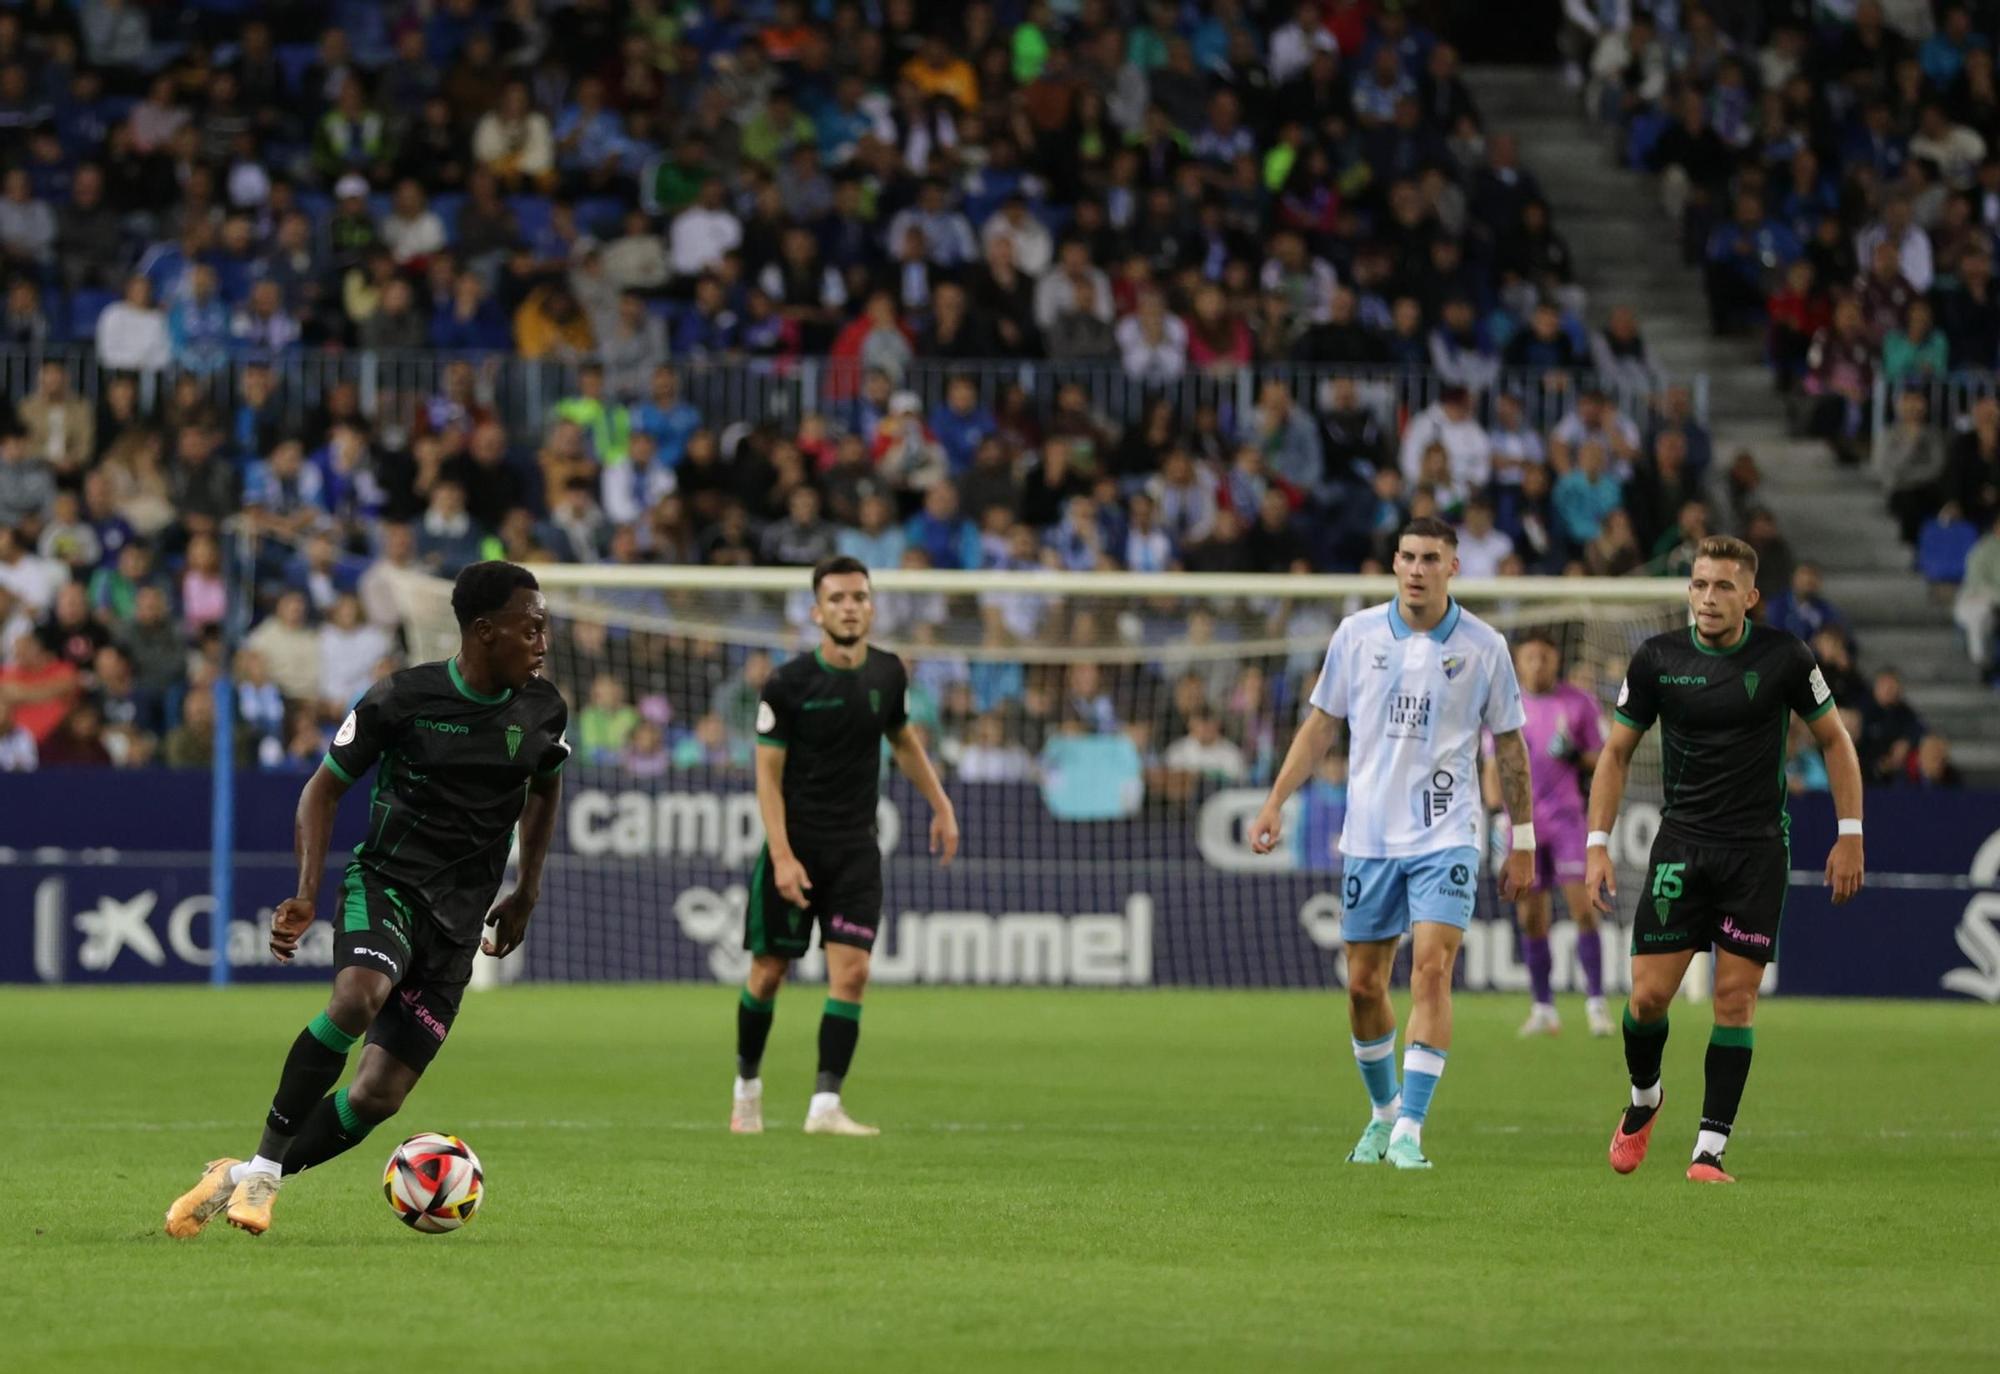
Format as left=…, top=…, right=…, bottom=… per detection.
left=1308, top=598, right=1525, bottom=860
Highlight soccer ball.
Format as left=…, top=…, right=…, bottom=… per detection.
left=383, top=1132, right=484, bottom=1233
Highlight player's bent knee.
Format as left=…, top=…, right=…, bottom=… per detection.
left=344, top=1076, right=407, bottom=1121
left=1409, top=961, right=1453, bottom=1007
left=1712, top=987, right=1758, bottom=1026
left=328, top=967, right=393, bottom=1029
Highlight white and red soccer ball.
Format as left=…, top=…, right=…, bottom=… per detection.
left=383, top=1132, right=483, bottom=1233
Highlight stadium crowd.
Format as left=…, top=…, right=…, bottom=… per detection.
left=1584, top=0, right=2000, bottom=690
left=0, top=0, right=1970, bottom=791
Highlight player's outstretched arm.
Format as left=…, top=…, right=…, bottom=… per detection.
left=272, top=763, right=353, bottom=963
left=1583, top=720, right=1644, bottom=915
left=890, top=724, right=959, bottom=865
left=1490, top=728, right=1536, bottom=900
left=1251, top=708, right=1339, bottom=854
left=1808, top=708, right=1866, bottom=904
left=484, top=769, right=562, bottom=958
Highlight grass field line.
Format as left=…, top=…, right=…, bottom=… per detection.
left=52, top=1116, right=2000, bottom=1142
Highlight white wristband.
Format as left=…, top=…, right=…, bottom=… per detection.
left=1837, top=818, right=1863, bottom=837
left=1510, top=822, right=1536, bottom=851
left=1586, top=830, right=1612, bottom=850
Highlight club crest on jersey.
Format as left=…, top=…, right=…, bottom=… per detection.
left=1743, top=670, right=1760, bottom=701
left=869, top=688, right=882, bottom=714
left=1440, top=653, right=1467, bottom=681
left=504, top=723, right=523, bottom=759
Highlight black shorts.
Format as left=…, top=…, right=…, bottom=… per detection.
left=333, top=862, right=475, bottom=1071
left=1630, top=829, right=1790, bottom=965
left=744, top=838, right=883, bottom=958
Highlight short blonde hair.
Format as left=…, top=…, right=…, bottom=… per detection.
left=1694, top=535, right=1758, bottom=577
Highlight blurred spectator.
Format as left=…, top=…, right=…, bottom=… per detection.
left=1163, top=710, right=1248, bottom=784
left=957, top=712, right=1036, bottom=783
left=0, top=630, right=77, bottom=744
left=474, top=80, right=555, bottom=192
left=95, top=276, right=170, bottom=374
left=1875, top=388, right=1947, bottom=544
left=1917, top=501, right=1979, bottom=590
left=40, top=700, right=112, bottom=766
left=1455, top=497, right=1515, bottom=579
left=1399, top=386, right=1490, bottom=492
left=1765, top=563, right=1852, bottom=646
left=245, top=591, right=321, bottom=706
left=0, top=523, right=62, bottom=614
left=0, top=697, right=35, bottom=771
left=1956, top=508, right=2000, bottom=678
left=1554, top=443, right=1624, bottom=548
left=38, top=583, right=108, bottom=675
left=1902, top=734, right=1963, bottom=789
left=318, top=594, right=390, bottom=719
left=1859, top=669, right=1926, bottom=783
left=579, top=673, right=638, bottom=762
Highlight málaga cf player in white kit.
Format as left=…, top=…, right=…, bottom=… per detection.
left=1253, top=518, right=1537, bottom=1169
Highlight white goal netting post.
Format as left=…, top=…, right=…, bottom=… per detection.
left=388, top=569, right=1688, bottom=994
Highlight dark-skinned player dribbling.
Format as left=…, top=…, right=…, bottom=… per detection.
left=164, top=562, right=568, bottom=1237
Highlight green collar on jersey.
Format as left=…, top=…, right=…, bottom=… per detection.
left=814, top=645, right=868, bottom=675
left=449, top=655, right=513, bottom=705
left=1387, top=596, right=1461, bottom=642
left=1688, top=621, right=1751, bottom=657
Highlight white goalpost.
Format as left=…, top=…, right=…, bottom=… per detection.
left=385, top=568, right=1689, bottom=994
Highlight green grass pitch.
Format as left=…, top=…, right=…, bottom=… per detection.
left=2, top=985, right=1995, bottom=1372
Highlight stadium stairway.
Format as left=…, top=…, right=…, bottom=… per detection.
left=1468, top=67, right=2000, bottom=783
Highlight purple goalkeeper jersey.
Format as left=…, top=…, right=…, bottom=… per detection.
left=1520, top=685, right=1603, bottom=826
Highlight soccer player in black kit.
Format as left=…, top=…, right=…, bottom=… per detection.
left=1587, top=537, right=1865, bottom=1183
left=165, top=562, right=568, bottom=1236
left=731, top=556, right=958, bottom=1137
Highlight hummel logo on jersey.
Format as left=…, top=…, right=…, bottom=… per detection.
left=505, top=723, right=524, bottom=759
left=1372, top=652, right=1390, bottom=670
left=1743, top=671, right=1760, bottom=702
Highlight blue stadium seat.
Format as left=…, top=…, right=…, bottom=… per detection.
left=575, top=196, right=626, bottom=239
left=276, top=44, right=317, bottom=97
left=508, top=194, right=555, bottom=246
left=432, top=192, right=465, bottom=244
left=70, top=290, right=117, bottom=341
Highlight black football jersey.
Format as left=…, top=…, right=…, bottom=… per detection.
left=756, top=647, right=910, bottom=841
left=1614, top=622, right=1835, bottom=844
left=324, top=659, right=570, bottom=931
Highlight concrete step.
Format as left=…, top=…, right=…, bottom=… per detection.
left=1820, top=574, right=1954, bottom=624
left=1853, top=626, right=1984, bottom=681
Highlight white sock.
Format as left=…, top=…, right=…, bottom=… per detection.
left=1631, top=1080, right=1663, bottom=1110
left=1587, top=996, right=1606, bottom=1015
left=230, top=1156, right=282, bottom=1185
left=733, top=1076, right=762, bottom=1101
left=809, top=1091, right=841, bottom=1117
left=1389, top=1117, right=1422, bottom=1146
left=1694, top=1129, right=1729, bottom=1161
left=1371, top=1093, right=1401, bottom=1124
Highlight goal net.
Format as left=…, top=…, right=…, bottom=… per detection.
left=386, top=568, right=1687, bottom=994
